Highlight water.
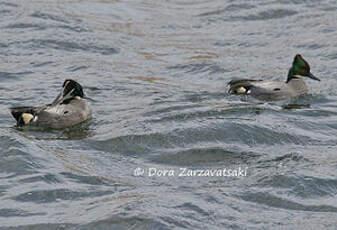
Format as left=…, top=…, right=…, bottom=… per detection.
left=1, top=0, right=337, bottom=229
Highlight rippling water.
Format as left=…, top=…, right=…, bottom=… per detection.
left=1, top=0, right=337, bottom=229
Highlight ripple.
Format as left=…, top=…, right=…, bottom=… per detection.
left=232, top=9, right=298, bottom=21
left=265, top=152, right=308, bottom=163
left=60, top=172, right=114, bottom=186
left=325, top=52, right=337, bottom=60
left=18, top=173, right=61, bottom=184
left=79, top=216, right=170, bottom=230
left=1, top=223, right=75, bottom=230
left=5, top=23, right=46, bottom=30
left=0, top=2, right=18, bottom=7
left=0, top=208, right=43, bottom=217
left=30, top=12, right=69, bottom=23
left=66, top=65, right=89, bottom=72
left=199, top=3, right=256, bottom=17
left=32, top=61, right=53, bottom=68
left=295, top=43, right=327, bottom=50
left=89, top=119, right=315, bottom=159
left=12, top=188, right=114, bottom=203
left=200, top=6, right=298, bottom=23
left=167, top=62, right=229, bottom=75
left=56, top=24, right=88, bottom=33
left=4, top=23, right=88, bottom=33
left=0, top=9, right=10, bottom=14
left=0, top=71, right=32, bottom=82
left=240, top=192, right=337, bottom=212
left=0, top=152, right=41, bottom=177
left=0, top=0, right=337, bottom=228
left=151, top=147, right=260, bottom=166
left=14, top=39, right=119, bottom=55
left=257, top=174, right=337, bottom=198
left=0, top=135, right=24, bottom=149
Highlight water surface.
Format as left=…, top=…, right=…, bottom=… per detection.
left=1, top=0, right=337, bottom=229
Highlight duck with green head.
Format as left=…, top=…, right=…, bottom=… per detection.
left=9, top=79, right=92, bottom=129
left=228, top=54, right=320, bottom=101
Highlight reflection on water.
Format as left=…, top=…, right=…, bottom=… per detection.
left=282, top=103, right=311, bottom=110
left=1, top=0, right=337, bottom=229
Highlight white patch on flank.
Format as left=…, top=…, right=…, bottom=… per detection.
left=237, top=87, right=246, bottom=94
left=22, top=113, right=34, bottom=124
left=247, top=89, right=251, bottom=94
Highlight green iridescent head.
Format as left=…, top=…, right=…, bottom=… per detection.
left=287, top=54, right=320, bottom=82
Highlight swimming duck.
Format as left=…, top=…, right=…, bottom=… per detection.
left=228, top=54, right=320, bottom=101
left=10, top=79, right=92, bottom=129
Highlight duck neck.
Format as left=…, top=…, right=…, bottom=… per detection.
left=287, top=76, right=307, bottom=94
left=286, top=68, right=294, bottom=83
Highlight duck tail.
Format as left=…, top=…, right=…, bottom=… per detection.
left=9, top=107, right=36, bottom=126
left=227, top=79, right=261, bottom=95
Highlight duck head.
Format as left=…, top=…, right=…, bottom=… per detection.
left=62, top=79, right=84, bottom=98
left=287, top=54, right=320, bottom=82
left=51, top=79, right=85, bottom=105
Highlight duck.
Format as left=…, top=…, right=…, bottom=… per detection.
left=228, top=54, right=320, bottom=101
left=10, top=79, right=92, bottom=129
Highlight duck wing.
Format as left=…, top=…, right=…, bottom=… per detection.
left=228, top=79, right=295, bottom=101
left=10, top=103, right=69, bottom=128
left=9, top=106, right=41, bottom=126
left=37, top=100, right=91, bottom=129
left=10, top=106, right=35, bottom=120
left=228, top=79, right=263, bottom=94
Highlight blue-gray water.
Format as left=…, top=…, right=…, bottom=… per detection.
left=1, top=0, right=337, bottom=229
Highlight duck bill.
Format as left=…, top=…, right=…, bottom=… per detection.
left=308, top=72, right=320, bottom=81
